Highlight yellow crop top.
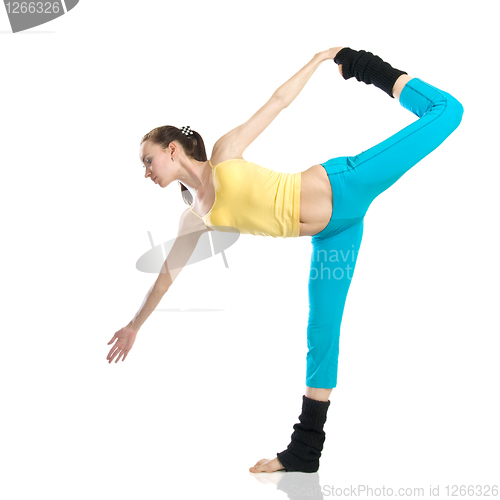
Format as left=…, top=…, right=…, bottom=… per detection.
left=189, top=159, right=301, bottom=238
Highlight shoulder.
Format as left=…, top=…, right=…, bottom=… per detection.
left=179, top=208, right=214, bottom=234
left=209, top=137, right=244, bottom=165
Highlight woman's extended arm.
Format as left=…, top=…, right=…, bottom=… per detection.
left=274, top=47, right=343, bottom=108
left=106, top=210, right=210, bottom=364
left=213, top=47, right=344, bottom=156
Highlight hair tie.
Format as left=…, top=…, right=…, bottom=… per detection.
left=180, top=125, right=194, bottom=137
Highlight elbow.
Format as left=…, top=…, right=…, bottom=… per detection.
left=272, top=93, right=288, bottom=109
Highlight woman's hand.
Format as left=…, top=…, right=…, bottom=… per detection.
left=317, top=47, right=344, bottom=62
left=107, top=325, right=138, bottom=363
left=316, top=47, right=344, bottom=76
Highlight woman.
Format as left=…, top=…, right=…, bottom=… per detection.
left=106, top=47, right=464, bottom=473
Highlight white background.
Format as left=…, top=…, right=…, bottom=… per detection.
left=1, top=1, right=498, bottom=498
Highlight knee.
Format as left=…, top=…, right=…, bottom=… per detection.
left=440, top=91, right=464, bottom=132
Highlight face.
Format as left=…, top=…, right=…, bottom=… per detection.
left=139, top=140, right=176, bottom=188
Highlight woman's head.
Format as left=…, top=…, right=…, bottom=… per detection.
left=139, top=125, right=207, bottom=205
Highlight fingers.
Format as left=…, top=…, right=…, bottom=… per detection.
left=115, top=350, right=125, bottom=363
left=106, top=331, right=132, bottom=363
left=107, top=334, right=119, bottom=362
left=107, top=345, right=129, bottom=363
left=107, top=344, right=120, bottom=363
left=108, top=349, right=120, bottom=363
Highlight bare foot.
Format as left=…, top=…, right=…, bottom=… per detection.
left=249, top=456, right=286, bottom=473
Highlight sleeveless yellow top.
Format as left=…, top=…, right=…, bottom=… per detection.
left=189, top=159, right=301, bottom=238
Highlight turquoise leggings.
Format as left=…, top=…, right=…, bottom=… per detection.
left=306, top=78, right=464, bottom=389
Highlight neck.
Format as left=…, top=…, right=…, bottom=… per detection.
left=177, top=157, right=210, bottom=198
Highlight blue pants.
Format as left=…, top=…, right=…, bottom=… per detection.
left=306, top=78, right=464, bottom=389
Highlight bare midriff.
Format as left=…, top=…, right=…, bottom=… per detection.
left=298, top=164, right=333, bottom=237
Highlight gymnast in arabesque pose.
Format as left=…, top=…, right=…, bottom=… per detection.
left=106, top=46, right=464, bottom=473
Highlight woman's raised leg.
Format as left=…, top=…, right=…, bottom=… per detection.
left=344, top=77, right=464, bottom=215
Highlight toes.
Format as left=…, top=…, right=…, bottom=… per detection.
left=249, top=457, right=285, bottom=473
left=249, top=458, right=269, bottom=473
left=251, top=464, right=271, bottom=473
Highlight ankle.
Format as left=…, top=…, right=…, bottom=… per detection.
left=277, top=395, right=331, bottom=472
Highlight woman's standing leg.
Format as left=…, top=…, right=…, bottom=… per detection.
left=271, top=218, right=365, bottom=473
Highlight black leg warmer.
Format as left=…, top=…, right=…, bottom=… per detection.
left=334, top=47, right=407, bottom=98
left=277, top=395, right=331, bottom=473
